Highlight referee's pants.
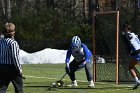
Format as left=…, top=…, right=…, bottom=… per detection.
left=0, top=64, right=23, bottom=93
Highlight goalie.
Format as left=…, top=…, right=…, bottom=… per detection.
left=65, top=36, right=94, bottom=87
left=122, top=23, right=140, bottom=89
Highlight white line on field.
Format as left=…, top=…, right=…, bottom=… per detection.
left=24, top=75, right=56, bottom=80
left=95, top=82, right=133, bottom=87
left=23, top=75, right=87, bottom=82
left=23, top=75, right=134, bottom=87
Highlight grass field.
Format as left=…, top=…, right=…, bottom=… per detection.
left=6, top=64, right=140, bottom=93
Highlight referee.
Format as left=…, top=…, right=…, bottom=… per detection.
left=0, top=23, right=23, bottom=93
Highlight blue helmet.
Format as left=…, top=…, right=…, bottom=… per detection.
left=71, top=36, right=81, bottom=51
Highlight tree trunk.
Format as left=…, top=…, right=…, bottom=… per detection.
left=21, top=0, right=26, bottom=16
left=1, top=0, right=6, bottom=22
left=131, top=0, right=140, bottom=34
left=88, top=0, right=97, bottom=25
left=1, top=0, right=5, bottom=15
left=35, top=0, right=41, bottom=13
left=83, top=0, right=88, bottom=18
left=5, top=0, right=11, bottom=22
left=47, top=0, right=54, bottom=7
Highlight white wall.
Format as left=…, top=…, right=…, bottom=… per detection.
left=19, top=48, right=73, bottom=64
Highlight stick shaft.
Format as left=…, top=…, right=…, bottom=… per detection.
left=60, top=73, right=67, bottom=81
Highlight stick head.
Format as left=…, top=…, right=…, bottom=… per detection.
left=56, top=80, right=64, bottom=87
left=48, top=80, right=64, bottom=90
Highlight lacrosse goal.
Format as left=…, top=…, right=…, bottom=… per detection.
left=92, top=11, right=140, bottom=84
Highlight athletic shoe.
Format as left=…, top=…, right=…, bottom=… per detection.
left=88, top=81, right=95, bottom=87
left=67, top=80, right=78, bottom=87
left=133, top=81, right=140, bottom=90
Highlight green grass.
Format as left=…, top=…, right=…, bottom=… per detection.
left=6, top=64, right=140, bottom=93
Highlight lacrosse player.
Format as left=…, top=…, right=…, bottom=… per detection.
left=65, top=36, right=94, bottom=87
left=0, top=23, right=23, bottom=93
left=122, top=23, right=140, bottom=89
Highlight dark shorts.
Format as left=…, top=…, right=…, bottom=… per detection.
left=131, top=53, right=140, bottom=61
left=0, top=64, right=18, bottom=80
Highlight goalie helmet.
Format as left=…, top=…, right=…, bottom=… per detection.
left=71, top=36, right=81, bottom=51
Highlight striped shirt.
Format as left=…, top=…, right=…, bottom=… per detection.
left=0, top=38, right=21, bottom=71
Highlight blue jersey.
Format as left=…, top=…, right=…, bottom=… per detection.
left=65, top=43, right=92, bottom=63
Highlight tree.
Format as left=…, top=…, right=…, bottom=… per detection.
left=131, top=0, right=140, bottom=34
left=1, top=0, right=11, bottom=23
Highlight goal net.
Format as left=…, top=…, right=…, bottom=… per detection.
left=93, top=11, right=140, bottom=84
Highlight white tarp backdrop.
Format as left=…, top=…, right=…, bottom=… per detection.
left=19, top=48, right=105, bottom=64
left=19, top=48, right=74, bottom=64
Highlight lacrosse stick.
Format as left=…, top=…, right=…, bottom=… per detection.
left=48, top=73, right=67, bottom=90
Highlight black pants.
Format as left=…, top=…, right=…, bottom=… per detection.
left=0, top=65, right=23, bottom=93
left=68, top=58, right=93, bottom=81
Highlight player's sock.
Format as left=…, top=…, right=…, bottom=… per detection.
left=133, top=81, right=140, bottom=89
left=134, top=77, right=139, bottom=83
left=133, top=77, right=140, bottom=89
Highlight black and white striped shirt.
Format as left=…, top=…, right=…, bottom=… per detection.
left=0, top=38, right=21, bottom=71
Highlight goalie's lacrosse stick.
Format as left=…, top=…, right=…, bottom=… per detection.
left=59, top=73, right=67, bottom=81
left=48, top=73, right=67, bottom=90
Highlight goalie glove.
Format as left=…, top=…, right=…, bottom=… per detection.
left=78, top=62, right=85, bottom=69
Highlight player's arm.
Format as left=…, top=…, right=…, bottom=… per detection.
left=65, top=47, right=72, bottom=67
left=65, top=47, right=72, bottom=73
left=65, top=47, right=72, bottom=64
left=122, top=33, right=134, bottom=55
left=82, top=44, right=91, bottom=64
left=11, top=41, right=22, bottom=74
